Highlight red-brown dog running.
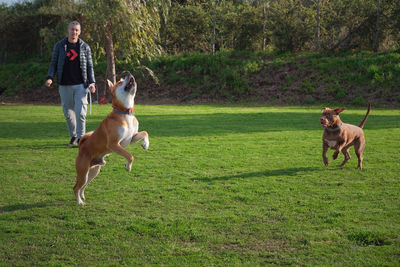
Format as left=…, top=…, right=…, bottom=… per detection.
left=320, top=104, right=371, bottom=169
left=73, top=73, right=149, bottom=205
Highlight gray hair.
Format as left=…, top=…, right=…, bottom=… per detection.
left=68, top=21, right=81, bottom=29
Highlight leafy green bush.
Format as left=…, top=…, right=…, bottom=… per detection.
left=147, top=51, right=253, bottom=100
left=0, top=63, right=48, bottom=96
left=352, top=95, right=367, bottom=106
left=1, top=50, right=400, bottom=106
left=299, top=78, right=315, bottom=94
left=304, top=96, right=316, bottom=104
left=335, top=89, right=346, bottom=100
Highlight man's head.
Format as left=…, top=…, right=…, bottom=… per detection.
left=67, top=21, right=81, bottom=43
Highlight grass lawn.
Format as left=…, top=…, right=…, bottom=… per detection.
left=1, top=104, right=399, bottom=266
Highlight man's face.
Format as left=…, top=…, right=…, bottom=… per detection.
left=68, top=24, right=81, bottom=41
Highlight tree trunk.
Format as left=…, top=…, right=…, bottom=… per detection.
left=164, top=16, right=168, bottom=51
left=212, top=1, right=217, bottom=55
left=374, top=0, right=380, bottom=52
left=40, top=15, right=43, bottom=58
left=159, top=7, right=168, bottom=52
left=262, top=2, right=267, bottom=51
left=315, top=0, right=320, bottom=51
left=104, top=22, right=116, bottom=101
left=105, top=23, right=116, bottom=84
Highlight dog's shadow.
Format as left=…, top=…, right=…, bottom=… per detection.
left=193, top=167, right=320, bottom=182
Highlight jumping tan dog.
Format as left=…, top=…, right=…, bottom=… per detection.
left=320, top=104, right=371, bottom=169
left=73, top=73, right=149, bottom=205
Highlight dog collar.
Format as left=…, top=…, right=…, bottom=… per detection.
left=326, top=123, right=342, bottom=132
left=112, top=106, right=135, bottom=116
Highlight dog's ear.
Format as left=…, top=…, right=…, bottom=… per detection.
left=107, top=79, right=114, bottom=89
left=334, top=108, right=345, bottom=114
left=107, top=79, right=115, bottom=95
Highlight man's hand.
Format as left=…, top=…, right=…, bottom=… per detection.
left=45, top=79, right=52, bottom=87
left=88, top=83, right=96, bottom=93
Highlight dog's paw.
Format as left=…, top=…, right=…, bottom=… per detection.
left=125, top=161, right=132, bottom=172
left=332, top=152, right=339, bottom=160
left=142, top=139, right=149, bottom=150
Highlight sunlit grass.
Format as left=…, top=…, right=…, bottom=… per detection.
left=1, top=104, right=399, bottom=265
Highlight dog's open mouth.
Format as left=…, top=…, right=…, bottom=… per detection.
left=320, top=121, right=328, bottom=127
left=124, top=76, right=135, bottom=91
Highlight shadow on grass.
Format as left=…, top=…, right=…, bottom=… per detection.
left=0, top=143, right=70, bottom=150
left=194, top=167, right=320, bottom=182
left=1, top=111, right=398, bottom=139
left=0, top=202, right=51, bottom=213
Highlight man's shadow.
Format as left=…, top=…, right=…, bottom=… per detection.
left=1, top=202, right=53, bottom=213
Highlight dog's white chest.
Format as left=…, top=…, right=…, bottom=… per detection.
left=324, top=139, right=337, bottom=148
left=118, top=117, right=138, bottom=148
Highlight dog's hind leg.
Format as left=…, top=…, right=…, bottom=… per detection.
left=80, top=165, right=101, bottom=201
left=339, top=146, right=351, bottom=167
left=131, top=131, right=149, bottom=150
left=354, top=139, right=365, bottom=170
left=74, top=155, right=91, bottom=205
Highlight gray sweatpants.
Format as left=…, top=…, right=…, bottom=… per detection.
left=59, top=84, right=88, bottom=139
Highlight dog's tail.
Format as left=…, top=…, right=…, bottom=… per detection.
left=359, top=103, right=371, bottom=129
left=78, top=131, right=94, bottom=148
left=78, top=135, right=89, bottom=148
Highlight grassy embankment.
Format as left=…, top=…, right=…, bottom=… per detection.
left=1, top=50, right=399, bottom=106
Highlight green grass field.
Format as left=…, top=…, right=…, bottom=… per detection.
left=1, top=104, right=399, bottom=266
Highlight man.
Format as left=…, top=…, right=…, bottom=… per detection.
left=45, top=21, right=96, bottom=147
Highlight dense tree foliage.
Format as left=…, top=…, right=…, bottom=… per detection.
left=1, top=0, right=400, bottom=65
left=81, top=0, right=163, bottom=84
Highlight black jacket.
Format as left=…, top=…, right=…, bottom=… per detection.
left=47, top=38, right=95, bottom=87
